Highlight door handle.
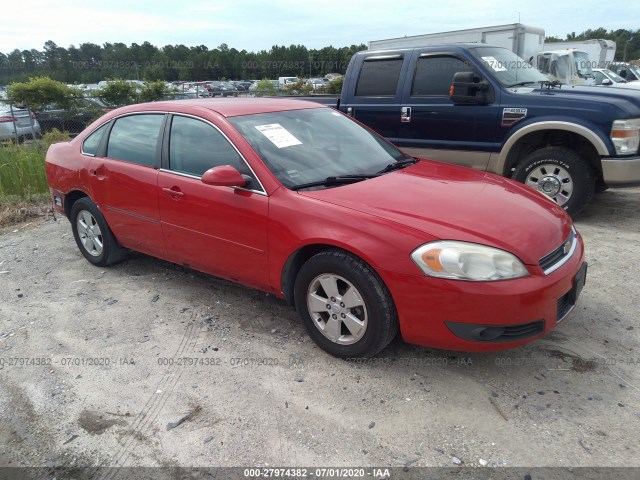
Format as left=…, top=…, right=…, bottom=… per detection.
left=401, top=106, right=411, bottom=123
left=162, top=187, right=184, bottom=200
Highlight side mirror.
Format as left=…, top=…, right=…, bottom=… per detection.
left=450, top=71, right=492, bottom=105
left=201, top=165, right=249, bottom=187
left=601, top=79, right=613, bottom=86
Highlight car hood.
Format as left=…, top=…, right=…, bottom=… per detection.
left=298, top=161, right=573, bottom=265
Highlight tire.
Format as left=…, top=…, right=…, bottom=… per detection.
left=512, top=147, right=595, bottom=216
left=70, top=197, right=126, bottom=267
left=293, top=249, right=398, bottom=358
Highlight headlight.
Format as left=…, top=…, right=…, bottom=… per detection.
left=611, top=118, right=640, bottom=155
left=411, top=241, right=529, bottom=281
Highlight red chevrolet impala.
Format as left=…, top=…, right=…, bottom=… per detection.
left=45, top=98, right=587, bottom=357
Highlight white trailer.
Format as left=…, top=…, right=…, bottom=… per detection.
left=542, top=39, right=616, bottom=68
left=368, top=23, right=545, bottom=62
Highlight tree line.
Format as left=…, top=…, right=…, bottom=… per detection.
left=0, top=41, right=365, bottom=85
left=1, top=28, right=638, bottom=85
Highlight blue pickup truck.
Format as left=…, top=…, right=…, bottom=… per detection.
left=306, top=44, right=640, bottom=215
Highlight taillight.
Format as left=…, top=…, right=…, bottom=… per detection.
left=31, top=112, right=37, bottom=119
left=0, top=115, right=16, bottom=123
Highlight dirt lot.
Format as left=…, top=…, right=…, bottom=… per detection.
left=0, top=188, right=639, bottom=475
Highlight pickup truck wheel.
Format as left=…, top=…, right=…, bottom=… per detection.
left=513, top=147, right=594, bottom=216
left=294, top=250, right=398, bottom=358
left=70, top=198, right=126, bottom=267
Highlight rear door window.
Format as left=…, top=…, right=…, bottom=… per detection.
left=106, top=114, right=164, bottom=167
left=355, top=57, right=403, bottom=96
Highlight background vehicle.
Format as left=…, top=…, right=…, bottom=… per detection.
left=369, top=23, right=545, bottom=62
left=542, top=39, right=616, bottom=68
left=0, top=104, right=41, bottom=142
left=306, top=78, right=330, bottom=90
left=208, top=81, right=238, bottom=97
left=593, top=68, right=640, bottom=89
left=36, top=98, right=108, bottom=135
left=301, top=44, right=640, bottom=215
left=609, top=62, right=640, bottom=82
left=534, top=49, right=596, bottom=85
left=278, top=76, right=298, bottom=87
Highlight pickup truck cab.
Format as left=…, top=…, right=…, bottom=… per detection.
left=329, top=44, right=640, bottom=215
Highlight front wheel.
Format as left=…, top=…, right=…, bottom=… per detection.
left=512, top=147, right=595, bottom=216
left=293, top=249, right=398, bottom=358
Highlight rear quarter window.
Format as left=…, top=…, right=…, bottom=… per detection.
left=81, top=123, right=109, bottom=156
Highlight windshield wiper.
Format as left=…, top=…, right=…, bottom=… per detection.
left=376, top=158, right=417, bottom=174
left=507, top=81, right=538, bottom=88
left=291, top=174, right=378, bottom=191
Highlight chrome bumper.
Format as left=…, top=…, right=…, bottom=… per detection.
left=601, top=156, right=640, bottom=184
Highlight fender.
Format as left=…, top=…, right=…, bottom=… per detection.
left=489, top=120, right=611, bottom=175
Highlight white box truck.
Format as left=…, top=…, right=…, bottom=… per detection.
left=368, top=23, right=545, bottom=62
left=542, top=39, right=616, bottom=68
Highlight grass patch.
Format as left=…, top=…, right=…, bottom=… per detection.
left=0, top=142, right=49, bottom=198
left=0, top=130, right=69, bottom=226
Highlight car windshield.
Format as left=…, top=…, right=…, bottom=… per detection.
left=604, top=69, right=626, bottom=83
left=469, top=46, right=549, bottom=87
left=629, top=64, right=640, bottom=78
left=229, top=108, right=409, bottom=189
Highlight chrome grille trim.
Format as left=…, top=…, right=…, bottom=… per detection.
left=540, top=227, right=577, bottom=275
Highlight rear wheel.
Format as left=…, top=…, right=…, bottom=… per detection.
left=293, top=249, right=398, bottom=358
left=70, top=197, right=126, bottom=266
left=512, top=147, right=595, bottom=216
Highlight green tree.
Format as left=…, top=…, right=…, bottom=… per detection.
left=95, top=79, right=138, bottom=107
left=7, top=76, right=81, bottom=111
left=138, top=80, right=170, bottom=102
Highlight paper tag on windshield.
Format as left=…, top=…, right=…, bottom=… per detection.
left=481, top=56, right=507, bottom=72
left=255, top=123, right=302, bottom=148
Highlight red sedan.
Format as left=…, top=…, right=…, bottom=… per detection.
left=45, top=99, right=586, bottom=357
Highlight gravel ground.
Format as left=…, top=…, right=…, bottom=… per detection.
left=0, top=187, right=638, bottom=474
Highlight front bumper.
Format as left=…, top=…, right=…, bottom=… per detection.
left=601, top=156, right=640, bottom=184
left=380, top=238, right=585, bottom=352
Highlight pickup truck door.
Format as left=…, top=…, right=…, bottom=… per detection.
left=341, top=53, right=411, bottom=142
left=396, top=52, right=502, bottom=171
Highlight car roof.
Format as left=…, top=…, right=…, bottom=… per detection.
left=116, top=98, right=326, bottom=118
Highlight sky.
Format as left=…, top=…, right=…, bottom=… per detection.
left=1, top=0, right=637, bottom=54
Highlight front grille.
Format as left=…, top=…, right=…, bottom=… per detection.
left=540, top=229, right=576, bottom=274
left=557, top=290, right=574, bottom=322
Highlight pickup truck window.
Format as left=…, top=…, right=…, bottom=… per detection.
left=355, top=58, right=403, bottom=96
left=412, top=56, right=473, bottom=96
